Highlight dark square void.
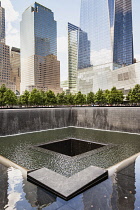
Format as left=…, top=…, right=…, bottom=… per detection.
left=38, top=139, right=106, bottom=157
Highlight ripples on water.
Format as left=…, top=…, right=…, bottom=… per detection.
left=0, top=127, right=140, bottom=177
left=1, top=127, right=140, bottom=209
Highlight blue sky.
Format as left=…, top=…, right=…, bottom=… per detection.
left=1, top=0, right=140, bottom=81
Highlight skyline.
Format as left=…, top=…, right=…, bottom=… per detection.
left=1, top=0, right=140, bottom=81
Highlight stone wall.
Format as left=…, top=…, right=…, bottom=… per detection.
left=0, top=108, right=72, bottom=136
left=71, top=107, right=140, bottom=133
left=0, top=107, right=140, bottom=136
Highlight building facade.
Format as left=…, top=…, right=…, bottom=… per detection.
left=77, top=62, right=140, bottom=95
left=10, top=47, right=20, bottom=93
left=0, top=2, right=15, bottom=92
left=68, top=22, right=90, bottom=93
left=68, top=23, right=79, bottom=93
left=20, top=2, right=61, bottom=94
left=80, top=0, right=133, bottom=69
left=0, top=1, right=5, bottom=43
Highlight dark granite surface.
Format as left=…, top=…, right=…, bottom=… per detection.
left=1, top=156, right=140, bottom=209
left=27, top=166, right=108, bottom=200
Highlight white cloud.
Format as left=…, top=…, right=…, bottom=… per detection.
left=4, top=167, right=23, bottom=210
left=1, top=0, right=20, bottom=48
left=6, top=32, right=20, bottom=48
left=1, top=0, right=19, bottom=22
left=91, top=48, right=112, bottom=66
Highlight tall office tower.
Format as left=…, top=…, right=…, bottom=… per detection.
left=0, top=2, right=15, bottom=91
left=68, top=22, right=90, bottom=92
left=20, top=2, right=61, bottom=94
left=10, top=47, right=20, bottom=93
left=0, top=1, right=5, bottom=43
left=68, top=23, right=79, bottom=92
left=80, top=0, right=134, bottom=69
left=0, top=43, right=10, bottom=81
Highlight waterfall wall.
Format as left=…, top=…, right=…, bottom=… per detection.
left=0, top=107, right=139, bottom=136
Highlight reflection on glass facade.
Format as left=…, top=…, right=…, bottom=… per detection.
left=20, top=2, right=60, bottom=94
left=80, top=0, right=133, bottom=69
left=68, top=22, right=90, bottom=92
left=78, top=29, right=91, bottom=69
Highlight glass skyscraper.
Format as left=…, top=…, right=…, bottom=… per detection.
left=20, top=2, right=60, bottom=94
left=80, top=0, right=134, bottom=69
left=68, top=22, right=90, bottom=92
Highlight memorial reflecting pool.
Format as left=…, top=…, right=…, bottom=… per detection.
left=1, top=127, right=140, bottom=209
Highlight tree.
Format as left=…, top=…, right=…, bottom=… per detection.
left=107, top=87, right=124, bottom=105
left=127, top=84, right=140, bottom=104
left=46, top=90, right=57, bottom=105
left=95, top=89, right=106, bottom=105
left=29, top=88, right=42, bottom=106
left=4, top=89, right=17, bottom=107
left=20, top=90, right=30, bottom=107
left=66, top=93, right=75, bottom=105
left=87, top=92, right=95, bottom=104
left=40, top=90, right=47, bottom=106
left=0, top=84, right=7, bottom=107
left=104, top=89, right=110, bottom=104
left=57, top=92, right=68, bottom=105
left=74, top=91, right=86, bottom=105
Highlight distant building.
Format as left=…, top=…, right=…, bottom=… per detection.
left=0, top=2, right=15, bottom=92
left=20, top=2, right=61, bottom=94
left=0, top=42, right=10, bottom=81
left=33, top=54, right=62, bottom=94
left=61, top=80, right=69, bottom=92
left=10, top=47, right=20, bottom=94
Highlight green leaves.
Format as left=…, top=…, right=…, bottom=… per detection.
left=74, top=91, right=86, bottom=105
left=46, top=90, right=57, bottom=105
left=19, top=90, right=30, bottom=107
left=87, top=92, right=95, bottom=104
left=29, top=89, right=42, bottom=106
left=0, top=84, right=7, bottom=106
left=4, top=89, right=17, bottom=106
left=0, top=84, right=17, bottom=107
left=95, top=89, right=106, bottom=105
left=127, top=84, right=140, bottom=103
left=57, top=92, right=67, bottom=105
left=2, top=84, right=140, bottom=107
left=107, top=87, right=124, bottom=105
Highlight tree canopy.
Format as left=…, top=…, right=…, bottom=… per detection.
left=87, top=92, right=95, bottom=104
left=127, top=84, right=140, bottom=103
left=74, top=91, right=86, bottom=105
left=2, top=84, right=140, bottom=107
left=95, top=89, right=106, bottom=105
left=107, top=87, right=124, bottom=105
